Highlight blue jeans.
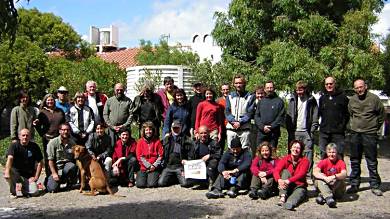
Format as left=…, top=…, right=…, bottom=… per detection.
left=349, top=133, right=381, bottom=189
left=47, top=162, right=78, bottom=193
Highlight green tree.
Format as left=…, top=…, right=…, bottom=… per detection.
left=0, top=36, right=48, bottom=109
left=17, top=8, right=81, bottom=52
left=46, top=56, right=126, bottom=97
left=0, top=0, right=18, bottom=45
left=213, top=0, right=386, bottom=92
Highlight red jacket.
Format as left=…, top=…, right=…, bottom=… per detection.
left=195, top=100, right=223, bottom=133
left=112, top=138, right=137, bottom=164
left=136, top=137, right=164, bottom=171
left=273, top=155, right=309, bottom=188
left=250, top=156, right=278, bottom=178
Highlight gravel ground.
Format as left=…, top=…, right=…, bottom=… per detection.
left=1, top=141, right=390, bottom=219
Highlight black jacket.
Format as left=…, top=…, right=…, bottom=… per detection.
left=318, top=89, right=349, bottom=134
left=255, top=93, right=285, bottom=133
left=189, top=93, right=205, bottom=129
left=162, top=134, right=193, bottom=168
left=217, top=149, right=252, bottom=173
left=189, top=138, right=221, bottom=161
left=130, top=93, right=164, bottom=126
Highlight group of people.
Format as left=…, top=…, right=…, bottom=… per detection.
left=3, top=75, right=385, bottom=211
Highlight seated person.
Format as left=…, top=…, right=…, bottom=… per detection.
left=183, top=125, right=222, bottom=188
left=136, top=121, right=164, bottom=188
left=248, top=141, right=278, bottom=200
left=85, top=122, right=112, bottom=173
left=158, top=120, right=193, bottom=187
left=46, top=123, right=77, bottom=192
left=205, top=138, right=252, bottom=199
left=273, top=140, right=309, bottom=210
left=313, top=143, right=347, bottom=208
left=110, top=128, right=138, bottom=187
left=4, top=129, right=43, bottom=197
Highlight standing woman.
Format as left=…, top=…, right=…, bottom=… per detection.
left=35, top=94, right=66, bottom=178
left=194, top=88, right=224, bottom=142
left=10, top=90, right=38, bottom=143
left=136, top=121, right=164, bottom=188
left=273, top=140, right=309, bottom=210
left=162, top=89, right=191, bottom=137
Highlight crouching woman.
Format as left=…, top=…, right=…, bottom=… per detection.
left=136, top=121, right=164, bottom=188
left=313, top=143, right=347, bottom=208
left=273, top=140, right=309, bottom=210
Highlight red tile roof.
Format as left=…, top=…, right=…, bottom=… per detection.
left=97, top=48, right=140, bottom=69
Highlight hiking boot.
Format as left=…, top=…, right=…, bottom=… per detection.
left=226, top=187, right=238, bottom=198
left=248, top=189, right=258, bottom=200
left=325, top=197, right=336, bottom=208
left=283, top=202, right=294, bottom=210
left=371, top=188, right=383, bottom=196
left=257, top=189, right=269, bottom=200
left=346, top=185, right=359, bottom=194
left=315, top=194, right=325, bottom=205
left=205, top=189, right=224, bottom=199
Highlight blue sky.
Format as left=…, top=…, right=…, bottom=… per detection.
left=17, top=0, right=390, bottom=48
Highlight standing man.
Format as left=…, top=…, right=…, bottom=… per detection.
left=318, top=77, right=349, bottom=159
left=255, top=81, right=285, bottom=150
left=84, top=80, right=108, bottom=124
left=225, top=74, right=255, bottom=149
left=286, top=80, right=319, bottom=175
left=55, top=86, right=71, bottom=116
left=4, top=129, right=43, bottom=197
left=189, top=82, right=205, bottom=139
left=156, top=76, right=176, bottom=121
left=347, top=79, right=384, bottom=196
left=216, top=83, right=230, bottom=150
left=46, top=123, right=77, bottom=192
left=103, top=83, right=132, bottom=147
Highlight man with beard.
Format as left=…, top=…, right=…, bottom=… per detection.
left=103, top=83, right=132, bottom=147
left=46, top=123, right=77, bottom=192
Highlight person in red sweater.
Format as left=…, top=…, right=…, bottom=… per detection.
left=136, top=121, right=164, bottom=188
left=273, top=140, right=309, bottom=210
left=248, top=141, right=278, bottom=200
left=313, top=143, right=347, bottom=208
left=194, top=88, right=224, bottom=142
left=111, top=128, right=138, bottom=187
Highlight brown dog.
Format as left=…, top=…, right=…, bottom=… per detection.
left=72, top=145, right=122, bottom=196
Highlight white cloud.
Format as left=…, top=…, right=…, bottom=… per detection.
left=372, top=4, right=390, bottom=41
left=116, top=0, right=230, bottom=47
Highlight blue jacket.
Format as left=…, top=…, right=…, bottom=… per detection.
left=162, top=103, right=191, bottom=137
left=225, top=91, right=255, bottom=130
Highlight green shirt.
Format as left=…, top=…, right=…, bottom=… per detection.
left=47, top=136, right=76, bottom=162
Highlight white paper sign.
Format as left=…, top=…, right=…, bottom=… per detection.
left=184, top=159, right=207, bottom=179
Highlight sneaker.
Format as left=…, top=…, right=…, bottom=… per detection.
left=371, top=188, right=383, bottom=196
left=346, top=185, right=359, bottom=194
left=226, top=187, right=238, bottom=198
left=205, top=190, right=224, bottom=199
left=257, top=189, right=269, bottom=200
left=283, top=202, right=294, bottom=210
left=315, top=195, right=325, bottom=205
left=325, top=197, right=336, bottom=208
left=248, top=189, right=258, bottom=200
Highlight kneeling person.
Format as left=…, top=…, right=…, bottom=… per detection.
left=4, top=129, right=43, bottom=197
left=158, top=120, right=193, bottom=187
left=85, top=123, right=112, bottom=173
left=313, top=143, right=347, bottom=208
left=206, top=138, right=252, bottom=199
left=111, top=128, right=138, bottom=187
left=183, top=125, right=221, bottom=188
left=136, top=122, right=164, bottom=188
left=47, top=123, right=77, bottom=192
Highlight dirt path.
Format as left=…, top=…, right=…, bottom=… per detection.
left=1, top=142, right=390, bottom=218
